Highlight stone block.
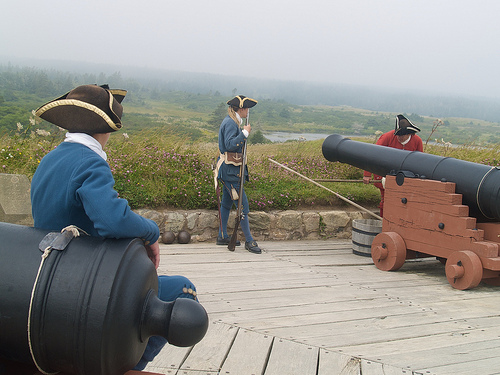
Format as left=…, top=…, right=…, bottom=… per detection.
left=186, top=212, right=199, bottom=231
left=320, top=211, right=351, bottom=230
left=248, top=211, right=271, bottom=231
left=0, top=173, right=33, bottom=225
left=276, top=210, right=302, bottom=230
left=303, top=212, right=320, bottom=233
left=163, top=211, right=186, bottom=232
left=197, top=211, right=220, bottom=230
left=134, top=208, right=164, bottom=228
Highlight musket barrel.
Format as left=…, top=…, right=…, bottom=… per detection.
left=322, top=134, right=500, bottom=221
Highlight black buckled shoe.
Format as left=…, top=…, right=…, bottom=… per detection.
left=245, top=240, right=262, bottom=254
left=216, top=236, right=240, bottom=246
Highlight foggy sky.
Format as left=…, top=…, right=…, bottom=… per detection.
left=3, top=0, right=500, bottom=99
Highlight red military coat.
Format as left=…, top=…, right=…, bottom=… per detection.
left=363, top=131, right=423, bottom=217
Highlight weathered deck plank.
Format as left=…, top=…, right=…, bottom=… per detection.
left=360, top=360, right=412, bottom=375
left=143, top=345, right=191, bottom=374
left=178, top=322, right=236, bottom=372
left=317, top=349, right=361, bottom=375
left=218, top=328, right=273, bottom=375
left=373, top=340, right=500, bottom=372
left=263, top=338, right=318, bottom=375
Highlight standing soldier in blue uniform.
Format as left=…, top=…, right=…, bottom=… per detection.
left=214, top=95, right=261, bottom=254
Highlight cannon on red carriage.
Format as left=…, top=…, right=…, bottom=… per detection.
left=322, top=134, right=500, bottom=290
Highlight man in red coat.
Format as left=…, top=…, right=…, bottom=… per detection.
left=363, top=114, right=423, bottom=217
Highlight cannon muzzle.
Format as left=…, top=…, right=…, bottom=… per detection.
left=322, top=134, right=500, bottom=221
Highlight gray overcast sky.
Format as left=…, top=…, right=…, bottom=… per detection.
left=2, top=0, right=500, bottom=99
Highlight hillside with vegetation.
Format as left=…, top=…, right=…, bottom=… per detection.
left=2, top=64, right=500, bottom=212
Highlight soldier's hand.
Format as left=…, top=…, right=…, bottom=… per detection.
left=146, top=240, right=160, bottom=269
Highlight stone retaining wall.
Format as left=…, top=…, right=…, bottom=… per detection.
left=135, top=208, right=374, bottom=243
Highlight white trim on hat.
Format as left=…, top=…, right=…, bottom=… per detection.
left=35, top=99, right=120, bottom=131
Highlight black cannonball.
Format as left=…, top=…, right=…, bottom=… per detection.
left=162, top=231, right=176, bottom=244
left=177, top=231, right=191, bottom=244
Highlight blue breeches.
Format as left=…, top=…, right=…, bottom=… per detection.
left=219, top=182, right=253, bottom=242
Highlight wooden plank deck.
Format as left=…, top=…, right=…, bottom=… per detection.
left=143, top=240, right=500, bottom=375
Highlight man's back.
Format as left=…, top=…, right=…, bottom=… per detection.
left=31, top=141, right=158, bottom=242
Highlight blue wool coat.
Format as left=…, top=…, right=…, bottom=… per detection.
left=217, top=115, right=249, bottom=184
left=31, top=142, right=159, bottom=243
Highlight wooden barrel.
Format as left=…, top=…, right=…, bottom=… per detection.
left=352, top=219, right=382, bottom=256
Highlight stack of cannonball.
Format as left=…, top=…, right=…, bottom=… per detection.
left=161, top=231, right=191, bottom=244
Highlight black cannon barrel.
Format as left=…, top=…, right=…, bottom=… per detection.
left=0, top=222, right=208, bottom=375
left=322, top=134, right=500, bottom=221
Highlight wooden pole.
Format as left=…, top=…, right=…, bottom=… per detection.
left=313, top=179, right=377, bottom=183
left=268, top=158, right=382, bottom=220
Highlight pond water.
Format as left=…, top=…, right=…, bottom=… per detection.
left=264, top=132, right=332, bottom=143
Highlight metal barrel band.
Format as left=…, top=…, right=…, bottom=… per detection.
left=27, top=226, right=85, bottom=375
left=476, top=166, right=497, bottom=220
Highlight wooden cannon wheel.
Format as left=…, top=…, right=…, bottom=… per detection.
left=445, top=250, right=483, bottom=290
left=371, top=232, right=406, bottom=271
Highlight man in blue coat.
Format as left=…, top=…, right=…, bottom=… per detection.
left=215, top=95, right=261, bottom=254
left=32, top=84, right=198, bottom=371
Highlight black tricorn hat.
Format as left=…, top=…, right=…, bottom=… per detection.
left=35, top=84, right=127, bottom=134
left=394, top=114, right=420, bottom=135
left=226, top=95, right=258, bottom=109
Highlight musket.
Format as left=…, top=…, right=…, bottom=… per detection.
left=228, top=111, right=249, bottom=251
